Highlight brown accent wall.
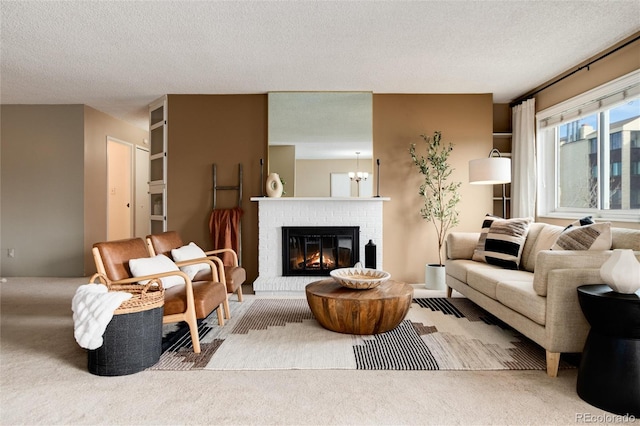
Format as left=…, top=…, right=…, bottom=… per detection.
left=373, top=94, right=493, bottom=283
left=166, top=94, right=491, bottom=285
left=532, top=32, right=640, bottom=112
left=166, top=95, right=267, bottom=284
left=493, top=104, right=511, bottom=133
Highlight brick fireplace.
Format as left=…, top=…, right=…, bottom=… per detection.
left=251, top=197, right=389, bottom=294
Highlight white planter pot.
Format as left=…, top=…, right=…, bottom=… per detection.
left=425, top=264, right=446, bottom=290
left=600, top=249, right=640, bottom=294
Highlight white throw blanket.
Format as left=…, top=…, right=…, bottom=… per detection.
left=72, top=284, right=132, bottom=350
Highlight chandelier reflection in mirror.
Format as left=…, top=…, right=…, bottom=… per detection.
left=348, top=152, right=369, bottom=196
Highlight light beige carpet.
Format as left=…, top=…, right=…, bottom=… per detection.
left=153, top=298, right=574, bottom=372
left=0, top=277, right=621, bottom=426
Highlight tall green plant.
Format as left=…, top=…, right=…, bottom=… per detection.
left=409, top=131, right=461, bottom=266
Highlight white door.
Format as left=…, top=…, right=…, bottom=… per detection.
left=107, top=138, right=133, bottom=240
left=135, top=146, right=150, bottom=238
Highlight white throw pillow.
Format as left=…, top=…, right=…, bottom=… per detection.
left=129, top=254, right=184, bottom=289
left=171, top=242, right=210, bottom=280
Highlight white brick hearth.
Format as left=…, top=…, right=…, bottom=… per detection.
left=251, top=197, right=389, bottom=295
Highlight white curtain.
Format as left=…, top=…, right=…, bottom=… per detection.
left=511, top=98, right=536, bottom=218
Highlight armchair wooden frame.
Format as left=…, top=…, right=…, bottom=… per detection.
left=201, top=248, right=244, bottom=303
left=145, top=234, right=243, bottom=319
left=92, top=245, right=226, bottom=354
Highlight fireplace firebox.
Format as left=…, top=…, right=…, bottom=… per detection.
left=282, top=226, right=360, bottom=276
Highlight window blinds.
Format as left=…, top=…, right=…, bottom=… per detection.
left=537, top=70, right=640, bottom=129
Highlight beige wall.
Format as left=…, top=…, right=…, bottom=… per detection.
left=1, top=105, right=85, bottom=276
left=296, top=158, right=372, bottom=197
left=0, top=105, right=147, bottom=277
left=268, top=145, right=296, bottom=197
left=373, top=94, right=494, bottom=283
left=83, top=106, right=149, bottom=273
left=166, top=95, right=267, bottom=284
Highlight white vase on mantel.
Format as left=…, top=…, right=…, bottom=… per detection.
left=425, top=264, right=446, bottom=291
left=265, top=173, right=283, bottom=198
left=599, top=249, right=640, bottom=294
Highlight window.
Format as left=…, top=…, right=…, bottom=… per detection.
left=537, top=70, right=640, bottom=222
left=631, top=131, right=640, bottom=148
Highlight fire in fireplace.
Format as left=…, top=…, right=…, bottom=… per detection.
left=282, top=226, right=360, bottom=276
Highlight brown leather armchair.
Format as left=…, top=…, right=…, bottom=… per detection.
left=146, top=231, right=246, bottom=315
left=92, top=237, right=227, bottom=354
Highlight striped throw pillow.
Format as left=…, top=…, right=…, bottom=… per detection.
left=551, top=222, right=612, bottom=251
left=483, top=217, right=532, bottom=270
left=472, top=214, right=501, bottom=262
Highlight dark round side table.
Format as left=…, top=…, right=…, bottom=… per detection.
left=576, top=285, right=640, bottom=416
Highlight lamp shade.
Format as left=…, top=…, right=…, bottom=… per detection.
left=469, top=157, right=511, bottom=184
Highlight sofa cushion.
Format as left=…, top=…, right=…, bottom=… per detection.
left=447, top=232, right=481, bottom=260
left=483, top=217, right=532, bottom=269
left=519, top=223, right=547, bottom=273
left=496, top=281, right=546, bottom=326
left=522, top=223, right=565, bottom=272
left=445, top=259, right=497, bottom=284
left=467, top=267, right=532, bottom=300
left=551, top=222, right=612, bottom=251
left=612, top=227, right=640, bottom=250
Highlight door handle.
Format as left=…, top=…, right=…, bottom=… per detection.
left=127, top=203, right=130, bottom=208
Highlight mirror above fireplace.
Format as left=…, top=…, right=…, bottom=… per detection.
left=268, top=92, right=373, bottom=197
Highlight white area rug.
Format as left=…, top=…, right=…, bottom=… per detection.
left=150, top=297, right=574, bottom=371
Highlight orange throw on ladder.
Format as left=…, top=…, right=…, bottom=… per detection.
left=209, top=207, right=243, bottom=266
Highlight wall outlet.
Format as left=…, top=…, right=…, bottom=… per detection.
left=8, top=248, right=15, bottom=258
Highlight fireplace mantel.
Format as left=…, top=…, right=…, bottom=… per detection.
left=250, top=197, right=391, bottom=202
left=251, top=197, right=389, bottom=295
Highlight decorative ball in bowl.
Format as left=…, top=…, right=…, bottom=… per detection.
left=330, top=263, right=391, bottom=290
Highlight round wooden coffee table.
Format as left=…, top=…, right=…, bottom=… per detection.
left=305, top=278, right=413, bottom=335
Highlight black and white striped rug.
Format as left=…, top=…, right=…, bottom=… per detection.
left=149, top=297, right=574, bottom=371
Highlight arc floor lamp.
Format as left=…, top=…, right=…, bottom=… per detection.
left=469, top=149, right=512, bottom=218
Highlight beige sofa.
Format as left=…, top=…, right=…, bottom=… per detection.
left=445, top=222, right=640, bottom=377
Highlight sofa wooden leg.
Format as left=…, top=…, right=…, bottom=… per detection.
left=446, top=286, right=453, bottom=298
left=546, top=351, right=560, bottom=377
left=236, top=285, right=244, bottom=303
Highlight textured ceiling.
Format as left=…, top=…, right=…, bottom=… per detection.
left=1, top=1, right=639, bottom=130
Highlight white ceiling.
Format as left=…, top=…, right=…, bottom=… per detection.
left=1, top=1, right=639, bottom=132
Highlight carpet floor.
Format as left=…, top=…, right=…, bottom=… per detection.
left=1, top=278, right=615, bottom=425
left=152, top=297, right=575, bottom=372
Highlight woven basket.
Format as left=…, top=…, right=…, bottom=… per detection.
left=87, top=273, right=165, bottom=376
left=89, top=273, right=164, bottom=314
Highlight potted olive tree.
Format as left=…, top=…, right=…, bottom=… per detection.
left=409, top=131, right=461, bottom=290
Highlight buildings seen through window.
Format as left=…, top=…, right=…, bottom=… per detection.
left=558, top=108, right=639, bottom=210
